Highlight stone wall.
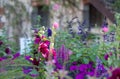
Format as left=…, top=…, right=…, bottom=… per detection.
left=49, top=0, right=88, bottom=30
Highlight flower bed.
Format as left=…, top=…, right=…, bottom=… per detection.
left=0, top=13, right=120, bottom=79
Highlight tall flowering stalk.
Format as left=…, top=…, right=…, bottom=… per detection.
left=48, top=22, right=58, bottom=61
left=114, top=13, right=120, bottom=61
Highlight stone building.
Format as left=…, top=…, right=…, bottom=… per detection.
left=0, top=0, right=115, bottom=41
left=0, top=0, right=115, bottom=31
left=31, top=0, right=115, bottom=29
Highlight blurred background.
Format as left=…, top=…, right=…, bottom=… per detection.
left=0, top=0, right=120, bottom=53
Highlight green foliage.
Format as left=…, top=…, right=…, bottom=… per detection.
left=55, top=30, right=99, bottom=64
left=0, top=28, right=19, bottom=56
left=113, top=0, right=120, bottom=12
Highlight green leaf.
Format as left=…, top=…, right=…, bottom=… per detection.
left=83, top=58, right=89, bottom=64
left=76, top=53, right=82, bottom=58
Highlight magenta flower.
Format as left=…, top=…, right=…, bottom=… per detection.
left=108, top=68, right=120, bottom=79
left=51, top=48, right=56, bottom=59
left=104, top=52, right=112, bottom=60
left=79, top=64, right=88, bottom=72
left=34, top=37, right=41, bottom=44
left=0, top=56, right=7, bottom=62
left=39, top=47, right=49, bottom=59
left=32, top=58, right=40, bottom=71
left=0, top=57, right=3, bottom=61
left=104, top=53, right=109, bottom=60
left=70, top=65, right=78, bottom=71
left=75, top=73, right=85, bottom=79
left=38, top=42, right=50, bottom=60
left=39, top=42, right=48, bottom=49
left=43, top=40, right=50, bottom=46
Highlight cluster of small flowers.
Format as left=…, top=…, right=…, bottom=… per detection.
left=103, top=31, right=116, bottom=42
left=68, top=17, right=90, bottom=45
left=69, top=57, right=110, bottom=79
left=55, top=44, right=73, bottom=70
left=102, top=19, right=116, bottom=43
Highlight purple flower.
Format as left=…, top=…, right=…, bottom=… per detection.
left=47, top=28, right=52, bottom=37
left=95, top=57, right=107, bottom=77
left=22, top=66, right=32, bottom=74
left=22, top=67, right=39, bottom=77
left=75, top=73, right=85, bottom=79
left=72, top=62, right=78, bottom=65
left=87, top=69, right=95, bottom=76
left=12, top=52, right=20, bottom=60
left=96, top=65, right=107, bottom=77
left=104, top=52, right=112, bottom=60
left=79, top=64, right=88, bottom=73
left=25, top=56, right=32, bottom=62
left=55, top=61, right=63, bottom=69
left=70, top=65, right=78, bottom=71
left=5, top=47, right=11, bottom=54
left=34, top=37, right=41, bottom=44
left=57, top=44, right=71, bottom=62
left=104, top=53, right=109, bottom=60
left=71, top=62, right=95, bottom=78
left=55, top=44, right=72, bottom=70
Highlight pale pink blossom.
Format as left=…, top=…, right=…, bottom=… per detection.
left=53, top=22, right=59, bottom=29
left=53, top=3, right=60, bottom=11
left=102, top=26, right=109, bottom=32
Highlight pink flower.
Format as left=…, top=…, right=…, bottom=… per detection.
left=102, top=26, right=109, bottom=32
left=51, top=49, right=56, bottom=59
left=53, top=22, right=59, bottom=29
left=41, top=48, right=49, bottom=58
left=39, top=42, right=48, bottom=49
left=108, top=68, right=120, bottom=79
left=53, top=3, right=60, bottom=11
